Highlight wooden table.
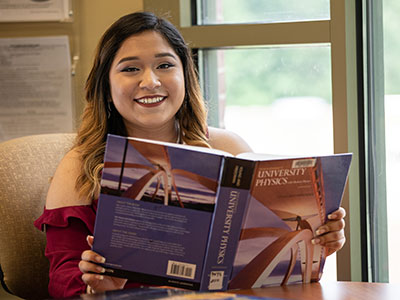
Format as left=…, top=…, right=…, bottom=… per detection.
left=76, top=281, right=400, bottom=300
left=235, top=281, right=400, bottom=300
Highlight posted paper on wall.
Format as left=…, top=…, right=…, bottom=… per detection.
left=0, top=0, right=72, bottom=22
left=0, top=36, right=74, bottom=142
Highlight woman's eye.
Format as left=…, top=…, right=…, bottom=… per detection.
left=121, top=66, right=139, bottom=72
left=158, top=63, right=174, bottom=69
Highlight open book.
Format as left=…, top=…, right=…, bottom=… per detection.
left=93, top=134, right=352, bottom=291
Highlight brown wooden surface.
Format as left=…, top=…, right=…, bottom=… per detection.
left=234, top=281, right=400, bottom=300
left=45, top=281, right=400, bottom=299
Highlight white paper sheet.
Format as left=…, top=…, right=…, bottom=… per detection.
left=0, top=36, right=74, bottom=142
left=0, top=0, right=71, bottom=22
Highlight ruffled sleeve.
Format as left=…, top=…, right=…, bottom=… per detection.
left=34, top=204, right=96, bottom=233
left=34, top=204, right=96, bottom=298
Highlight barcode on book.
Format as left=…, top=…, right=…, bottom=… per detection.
left=292, top=158, right=316, bottom=168
left=166, top=260, right=196, bottom=280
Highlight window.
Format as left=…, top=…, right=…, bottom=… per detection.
left=197, top=0, right=335, bottom=282
left=199, top=47, right=333, bottom=156
left=198, top=0, right=330, bottom=24
left=354, top=0, right=400, bottom=283
left=383, top=0, right=399, bottom=283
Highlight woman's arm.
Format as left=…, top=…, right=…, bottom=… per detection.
left=42, top=149, right=126, bottom=296
left=45, top=149, right=91, bottom=209
left=43, top=215, right=92, bottom=297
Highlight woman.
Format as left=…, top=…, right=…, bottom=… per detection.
left=34, top=11, right=346, bottom=298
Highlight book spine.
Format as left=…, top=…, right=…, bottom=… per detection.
left=199, top=157, right=255, bottom=291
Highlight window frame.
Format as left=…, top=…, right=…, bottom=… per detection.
left=361, top=0, right=388, bottom=282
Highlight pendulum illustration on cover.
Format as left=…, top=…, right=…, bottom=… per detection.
left=101, top=137, right=222, bottom=212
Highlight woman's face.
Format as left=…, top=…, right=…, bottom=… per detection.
left=109, top=30, right=185, bottom=135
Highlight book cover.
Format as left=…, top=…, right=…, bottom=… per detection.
left=93, top=134, right=352, bottom=291
left=228, top=153, right=352, bottom=289
left=93, top=134, right=243, bottom=291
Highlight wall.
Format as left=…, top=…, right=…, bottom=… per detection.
left=0, top=0, right=144, bottom=128
left=0, top=2, right=144, bottom=297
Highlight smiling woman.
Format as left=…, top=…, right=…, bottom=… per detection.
left=32, top=11, right=346, bottom=298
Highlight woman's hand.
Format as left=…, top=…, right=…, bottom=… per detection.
left=312, top=207, right=346, bottom=256
left=79, top=235, right=127, bottom=294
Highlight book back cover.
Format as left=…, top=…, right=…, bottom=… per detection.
left=93, top=135, right=226, bottom=290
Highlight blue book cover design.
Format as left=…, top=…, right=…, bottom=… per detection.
left=93, top=135, right=225, bottom=289
left=229, top=154, right=352, bottom=289
left=93, top=135, right=352, bottom=291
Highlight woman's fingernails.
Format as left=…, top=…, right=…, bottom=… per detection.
left=316, top=228, right=326, bottom=235
left=96, top=256, right=106, bottom=263
left=312, top=238, right=321, bottom=245
left=96, top=275, right=104, bottom=280
left=328, top=213, right=337, bottom=219
left=97, top=266, right=106, bottom=273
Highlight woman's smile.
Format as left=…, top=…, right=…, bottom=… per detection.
left=134, top=95, right=166, bottom=106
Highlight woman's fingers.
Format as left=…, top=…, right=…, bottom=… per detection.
left=322, top=235, right=346, bottom=250
left=312, top=230, right=346, bottom=257
left=79, top=248, right=107, bottom=293
left=81, top=248, right=106, bottom=264
left=327, top=207, right=346, bottom=220
left=81, top=272, right=105, bottom=287
left=86, top=235, right=95, bottom=248
left=311, top=207, right=347, bottom=256
left=80, top=236, right=128, bottom=293
left=79, top=249, right=106, bottom=277
left=79, top=258, right=106, bottom=274
left=313, top=228, right=345, bottom=246
left=316, top=218, right=345, bottom=236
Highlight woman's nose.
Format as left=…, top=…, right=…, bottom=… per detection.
left=139, top=69, right=161, bottom=89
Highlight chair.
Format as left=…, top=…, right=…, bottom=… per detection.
left=0, top=133, right=76, bottom=300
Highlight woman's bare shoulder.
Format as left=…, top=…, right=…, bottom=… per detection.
left=45, top=148, right=91, bottom=209
left=207, top=127, right=252, bottom=156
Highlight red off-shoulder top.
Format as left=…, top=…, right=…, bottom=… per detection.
left=34, top=199, right=142, bottom=298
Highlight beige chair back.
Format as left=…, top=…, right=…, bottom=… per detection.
left=0, top=133, right=76, bottom=300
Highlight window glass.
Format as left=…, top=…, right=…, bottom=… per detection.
left=199, top=0, right=330, bottom=25
left=200, top=46, right=333, bottom=155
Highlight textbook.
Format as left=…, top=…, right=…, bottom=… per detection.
left=92, top=134, right=352, bottom=291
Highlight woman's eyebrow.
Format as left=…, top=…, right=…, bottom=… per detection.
left=116, top=52, right=177, bottom=65
left=154, top=52, right=177, bottom=59
left=117, top=56, right=139, bottom=65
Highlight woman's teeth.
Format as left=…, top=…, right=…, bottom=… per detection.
left=136, top=96, right=164, bottom=104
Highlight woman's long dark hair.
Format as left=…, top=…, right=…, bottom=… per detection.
left=74, top=12, right=209, bottom=200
